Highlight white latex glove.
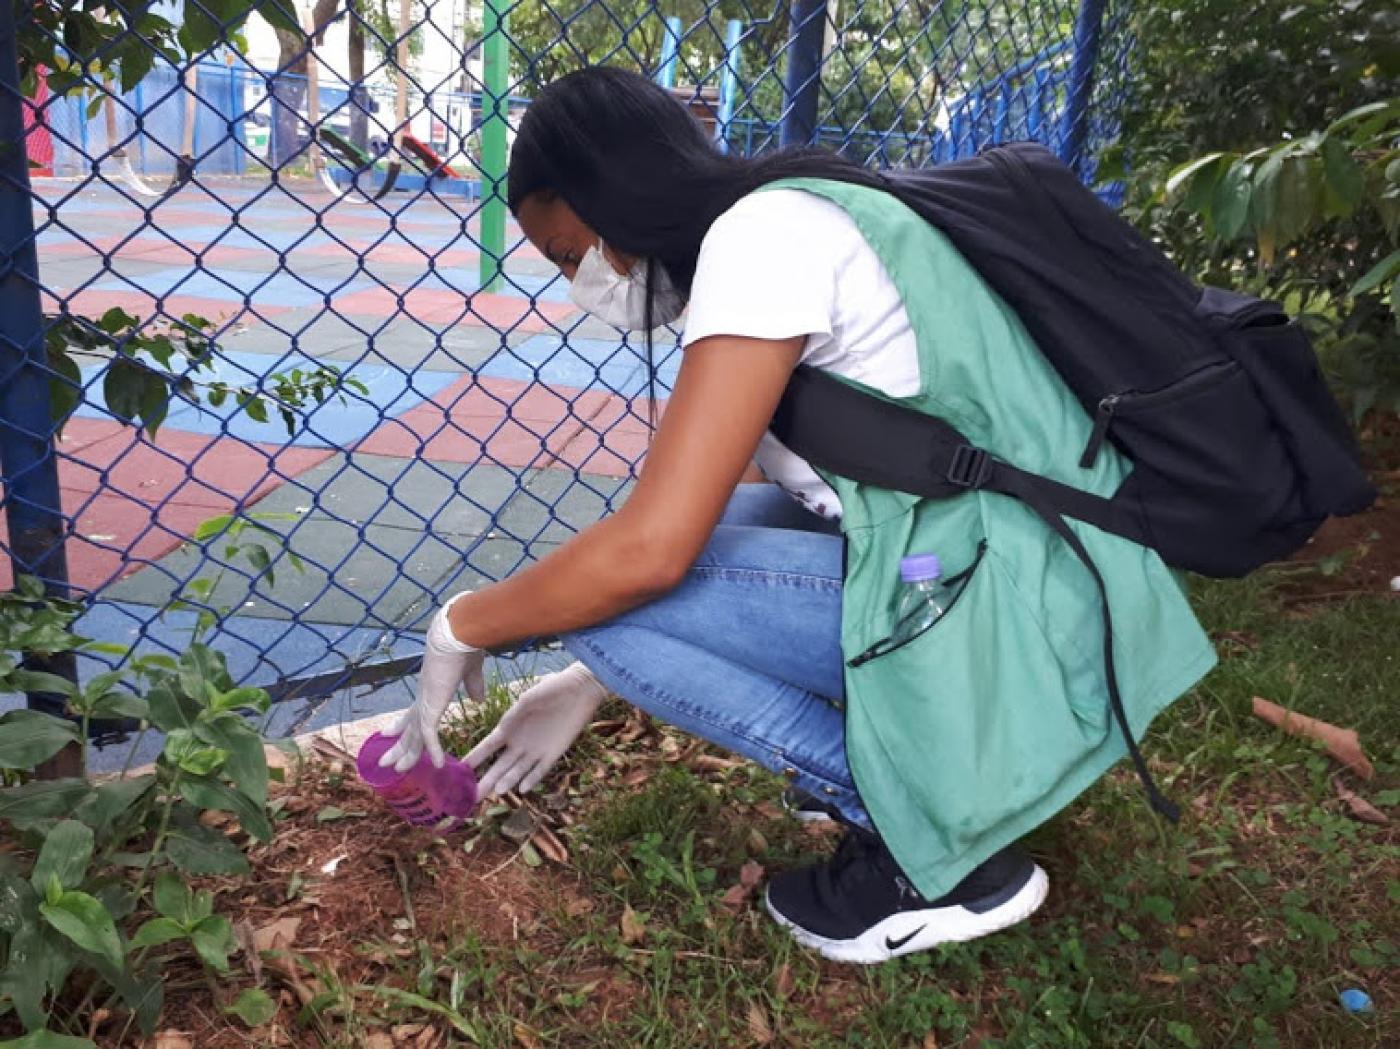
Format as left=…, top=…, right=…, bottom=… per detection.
left=466, top=661, right=608, bottom=797
left=380, top=592, right=486, bottom=773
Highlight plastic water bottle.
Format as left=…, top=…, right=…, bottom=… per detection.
left=355, top=731, right=478, bottom=831
left=886, top=554, right=954, bottom=647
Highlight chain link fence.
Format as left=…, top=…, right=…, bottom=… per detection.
left=2, top=0, right=1130, bottom=743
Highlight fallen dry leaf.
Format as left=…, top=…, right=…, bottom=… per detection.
left=514, top=1022, right=542, bottom=1049
left=532, top=825, right=569, bottom=864
left=363, top=1033, right=395, bottom=1049
left=923, top=1032, right=940, bottom=1049
left=233, top=922, right=263, bottom=981
left=721, top=861, right=767, bottom=911
left=564, top=895, right=595, bottom=918
left=153, top=1033, right=193, bottom=1049
left=689, top=753, right=742, bottom=773
left=746, top=1001, right=774, bottom=1044
left=746, top=828, right=769, bottom=855
left=620, top=904, right=646, bottom=945
left=1334, top=777, right=1389, bottom=824
left=252, top=915, right=303, bottom=954
left=1251, top=698, right=1374, bottom=779
left=774, top=962, right=794, bottom=999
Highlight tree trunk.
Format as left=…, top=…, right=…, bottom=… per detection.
left=269, top=0, right=343, bottom=169
left=349, top=0, right=369, bottom=149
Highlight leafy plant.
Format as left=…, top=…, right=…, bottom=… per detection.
left=14, top=0, right=299, bottom=101
left=1154, top=99, right=1400, bottom=422
left=47, top=308, right=369, bottom=441
left=0, top=578, right=287, bottom=1044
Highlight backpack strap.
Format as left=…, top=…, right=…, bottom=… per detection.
left=771, top=364, right=1181, bottom=822
left=771, top=365, right=1153, bottom=542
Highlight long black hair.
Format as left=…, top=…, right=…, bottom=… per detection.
left=507, top=66, right=896, bottom=426
left=508, top=66, right=892, bottom=295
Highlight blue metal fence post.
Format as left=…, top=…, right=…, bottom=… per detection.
left=657, top=16, right=682, bottom=88
left=779, top=0, right=825, bottom=148
left=0, top=3, right=80, bottom=734
left=1058, top=0, right=1107, bottom=174
left=715, top=19, right=742, bottom=153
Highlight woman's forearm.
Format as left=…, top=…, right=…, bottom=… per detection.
left=443, top=510, right=677, bottom=650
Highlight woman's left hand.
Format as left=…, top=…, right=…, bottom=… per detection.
left=466, top=661, right=609, bottom=796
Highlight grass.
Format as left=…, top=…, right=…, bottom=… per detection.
left=75, top=538, right=1393, bottom=1047
left=378, top=559, right=1397, bottom=1047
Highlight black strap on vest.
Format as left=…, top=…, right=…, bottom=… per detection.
left=771, top=365, right=1180, bottom=822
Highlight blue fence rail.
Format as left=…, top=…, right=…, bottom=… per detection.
left=3, top=0, right=1133, bottom=753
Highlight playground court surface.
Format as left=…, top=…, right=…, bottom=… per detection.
left=11, top=175, right=679, bottom=766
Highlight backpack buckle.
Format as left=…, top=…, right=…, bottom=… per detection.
left=947, top=445, right=992, bottom=489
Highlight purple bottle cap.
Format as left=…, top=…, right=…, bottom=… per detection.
left=900, top=553, right=942, bottom=583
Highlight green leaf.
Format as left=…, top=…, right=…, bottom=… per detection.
left=354, top=983, right=479, bottom=1039
left=190, top=914, right=233, bottom=972
left=178, top=774, right=272, bottom=842
left=243, top=396, right=270, bottom=424
left=0, top=779, right=93, bottom=829
left=178, top=644, right=233, bottom=699
left=30, top=820, right=94, bottom=893
left=1211, top=161, right=1252, bottom=241
left=246, top=543, right=274, bottom=586
left=192, top=514, right=235, bottom=542
left=102, top=357, right=153, bottom=424
left=47, top=346, right=83, bottom=428
left=1351, top=249, right=1400, bottom=298
left=97, top=307, right=138, bottom=335
left=195, top=717, right=269, bottom=808
left=225, top=986, right=278, bottom=1027
left=0, top=710, right=81, bottom=769
left=6, top=670, right=79, bottom=700
left=89, top=691, right=151, bottom=721
left=0, top=918, right=71, bottom=1032
left=145, top=678, right=201, bottom=733
left=40, top=890, right=125, bottom=970
left=73, top=775, right=155, bottom=839
left=209, top=686, right=271, bottom=716
left=0, top=1031, right=98, bottom=1048
left=163, top=728, right=228, bottom=777
left=1319, top=136, right=1364, bottom=217
left=153, top=870, right=193, bottom=923
left=0, top=867, right=35, bottom=934
left=165, top=819, right=249, bottom=876
left=1166, top=151, right=1227, bottom=196
left=128, top=916, right=186, bottom=949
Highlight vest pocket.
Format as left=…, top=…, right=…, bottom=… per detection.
left=847, top=541, right=987, bottom=668
left=842, top=539, right=1113, bottom=842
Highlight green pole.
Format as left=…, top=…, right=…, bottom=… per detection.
left=479, top=0, right=509, bottom=293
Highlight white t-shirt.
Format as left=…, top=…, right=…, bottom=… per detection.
left=681, top=188, right=920, bottom=520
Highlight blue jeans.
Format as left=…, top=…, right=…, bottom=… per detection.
left=563, top=483, right=873, bottom=828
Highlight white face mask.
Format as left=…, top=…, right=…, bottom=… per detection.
left=568, top=242, right=687, bottom=331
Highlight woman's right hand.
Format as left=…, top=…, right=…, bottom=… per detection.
left=466, top=662, right=609, bottom=796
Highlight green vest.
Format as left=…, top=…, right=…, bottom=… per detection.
left=770, top=178, right=1218, bottom=899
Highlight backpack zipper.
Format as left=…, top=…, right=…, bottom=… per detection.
left=1079, top=360, right=1237, bottom=469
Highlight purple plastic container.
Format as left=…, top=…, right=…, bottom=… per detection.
left=356, top=732, right=479, bottom=831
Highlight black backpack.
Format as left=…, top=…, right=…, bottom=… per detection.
left=769, top=142, right=1376, bottom=819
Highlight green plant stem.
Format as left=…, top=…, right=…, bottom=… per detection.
left=130, top=769, right=182, bottom=900
left=115, top=721, right=151, bottom=781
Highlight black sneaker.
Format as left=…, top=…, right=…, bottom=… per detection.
left=764, top=828, right=1048, bottom=964
left=780, top=787, right=840, bottom=824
